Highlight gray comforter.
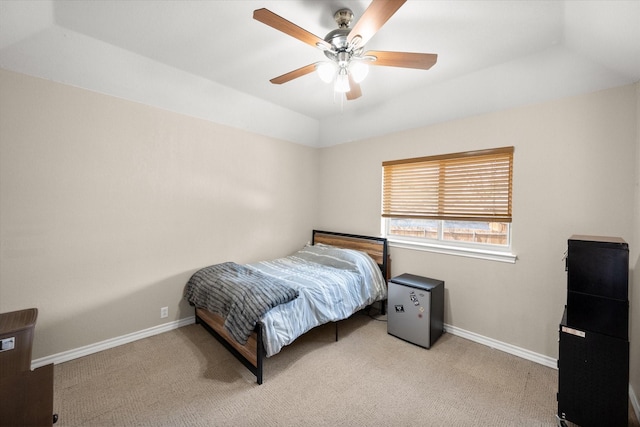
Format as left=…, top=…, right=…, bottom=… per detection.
left=184, top=262, right=299, bottom=344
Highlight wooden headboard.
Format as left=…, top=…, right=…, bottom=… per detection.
left=312, top=230, right=390, bottom=280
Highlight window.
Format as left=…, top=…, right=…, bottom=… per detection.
left=382, top=147, right=515, bottom=262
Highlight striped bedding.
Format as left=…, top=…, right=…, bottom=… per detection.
left=184, top=262, right=299, bottom=345
left=247, top=243, right=387, bottom=357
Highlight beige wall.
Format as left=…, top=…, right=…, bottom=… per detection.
left=0, top=69, right=319, bottom=359
left=631, top=82, right=640, bottom=411
left=318, top=84, right=638, bottom=364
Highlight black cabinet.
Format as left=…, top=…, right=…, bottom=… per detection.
left=566, top=237, right=628, bottom=300
left=557, top=236, right=629, bottom=427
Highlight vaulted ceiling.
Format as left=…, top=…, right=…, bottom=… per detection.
left=1, top=1, right=639, bottom=147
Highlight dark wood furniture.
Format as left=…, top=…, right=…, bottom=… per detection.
left=556, top=236, right=629, bottom=427
left=194, top=230, right=390, bottom=384
left=0, top=308, right=55, bottom=427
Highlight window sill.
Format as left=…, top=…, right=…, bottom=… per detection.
left=388, top=239, right=517, bottom=263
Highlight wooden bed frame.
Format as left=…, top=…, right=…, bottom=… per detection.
left=194, top=230, right=389, bottom=384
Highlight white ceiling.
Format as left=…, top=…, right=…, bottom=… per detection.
left=1, top=1, right=639, bottom=147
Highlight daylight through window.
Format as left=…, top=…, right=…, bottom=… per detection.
left=382, top=147, right=514, bottom=248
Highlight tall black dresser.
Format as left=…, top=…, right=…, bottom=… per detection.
left=557, top=235, right=629, bottom=427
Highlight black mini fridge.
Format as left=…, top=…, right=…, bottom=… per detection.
left=557, top=236, right=629, bottom=427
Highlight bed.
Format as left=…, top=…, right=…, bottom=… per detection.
left=185, top=230, right=390, bottom=384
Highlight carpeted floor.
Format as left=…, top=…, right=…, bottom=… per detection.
left=52, top=311, right=635, bottom=426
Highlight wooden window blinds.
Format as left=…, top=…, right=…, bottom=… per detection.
left=382, top=147, right=514, bottom=223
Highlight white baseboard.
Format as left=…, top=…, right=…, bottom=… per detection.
left=444, top=323, right=557, bottom=369
left=631, top=384, right=640, bottom=423
left=31, top=316, right=195, bottom=369
left=31, top=318, right=557, bottom=370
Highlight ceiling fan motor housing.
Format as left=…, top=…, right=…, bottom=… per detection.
left=323, top=9, right=364, bottom=62
left=324, top=28, right=349, bottom=53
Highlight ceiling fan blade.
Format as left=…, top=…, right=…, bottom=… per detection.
left=254, top=8, right=331, bottom=51
left=346, top=75, right=362, bottom=100
left=270, top=63, right=318, bottom=85
left=347, top=0, right=406, bottom=46
left=365, top=50, right=438, bottom=70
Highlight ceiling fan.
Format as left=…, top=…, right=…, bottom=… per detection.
left=253, top=0, right=438, bottom=100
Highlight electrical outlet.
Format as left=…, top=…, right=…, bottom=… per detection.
left=160, top=306, right=169, bottom=319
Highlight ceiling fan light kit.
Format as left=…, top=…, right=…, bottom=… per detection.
left=334, top=68, right=351, bottom=93
left=316, top=62, right=337, bottom=83
left=253, top=0, right=437, bottom=101
left=349, top=60, right=369, bottom=83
